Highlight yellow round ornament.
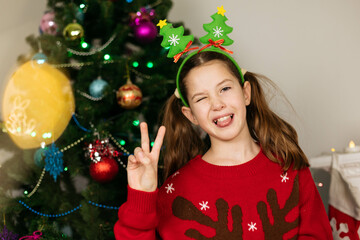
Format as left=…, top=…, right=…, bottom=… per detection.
left=63, top=22, right=84, bottom=41
left=2, top=61, right=75, bottom=149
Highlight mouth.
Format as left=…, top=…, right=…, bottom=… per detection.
left=213, top=114, right=234, bottom=125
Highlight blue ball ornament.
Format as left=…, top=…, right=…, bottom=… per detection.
left=89, top=78, right=109, bottom=98
left=32, top=52, right=48, bottom=64
left=34, top=147, right=48, bottom=167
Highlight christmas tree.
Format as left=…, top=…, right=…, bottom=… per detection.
left=0, top=0, right=192, bottom=239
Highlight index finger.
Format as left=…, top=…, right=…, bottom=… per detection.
left=150, top=126, right=166, bottom=159
left=140, top=122, right=150, bottom=153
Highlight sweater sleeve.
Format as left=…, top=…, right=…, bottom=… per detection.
left=297, top=167, right=333, bottom=239
left=114, top=185, right=159, bottom=240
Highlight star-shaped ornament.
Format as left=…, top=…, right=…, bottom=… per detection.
left=157, top=19, right=167, bottom=29
left=217, top=5, right=226, bottom=16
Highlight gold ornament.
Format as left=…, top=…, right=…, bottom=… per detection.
left=2, top=61, right=75, bottom=149
left=116, top=79, right=142, bottom=109
left=63, top=22, right=84, bottom=40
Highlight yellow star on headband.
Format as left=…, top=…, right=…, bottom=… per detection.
left=217, top=5, right=226, bottom=16
left=157, top=19, right=168, bottom=29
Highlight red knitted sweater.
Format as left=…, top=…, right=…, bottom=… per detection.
left=114, top=150, right=332, bottom=239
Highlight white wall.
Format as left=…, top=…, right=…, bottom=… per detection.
left=169, top=0, right=360, bottom=158
left=1, top=0, right=360, bottom=159
left=0, top=0, right=47, bottom=118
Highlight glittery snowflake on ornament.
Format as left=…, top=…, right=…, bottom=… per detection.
left=85, top=138, right=119, bottom=163
left=0, top=226, right=19, bottom=240
left=44, top=143, right=64, bottom=182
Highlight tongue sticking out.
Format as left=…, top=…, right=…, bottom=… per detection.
left=214, top=115, right=233, bottom=127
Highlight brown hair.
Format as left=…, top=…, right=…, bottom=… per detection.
left=161, top=51, right=309, bottom=180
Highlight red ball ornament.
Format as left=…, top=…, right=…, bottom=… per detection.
left=116, top=81, right=142, bottom=109
left=89, top=157, right=119, bottom=183
left=133, top=21, right=157, bottom=44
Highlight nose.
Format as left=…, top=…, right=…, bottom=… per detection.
left=210, top=97, right=225, bottom=111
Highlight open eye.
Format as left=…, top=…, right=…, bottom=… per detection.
left=221, top=86, right=231, bottom=92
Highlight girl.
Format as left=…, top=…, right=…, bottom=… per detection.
left=114, top=50, right=333, bottom=239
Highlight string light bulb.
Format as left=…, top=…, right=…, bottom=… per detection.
left=146, top=61, right=154, bottom=68
left=81, top=41, right=88, bottom=48
left=104, top=54, right=111, bottom=61
left=132, top=120, right=140, bottom=126
left=132, top=61, right=139, bottom=68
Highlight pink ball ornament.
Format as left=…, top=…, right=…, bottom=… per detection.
left=39, top=11, right=58, bottom=36
left=129, top=7, right=156, bottom=27
left=133, top=21, right=157, bottom=44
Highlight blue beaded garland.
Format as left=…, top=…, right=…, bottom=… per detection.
left=19, top=200, right=119, bottom=218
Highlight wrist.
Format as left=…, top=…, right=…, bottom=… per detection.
left=128, top=181, right=157, bottom=192
left=127, top=185, right=158, bottom=213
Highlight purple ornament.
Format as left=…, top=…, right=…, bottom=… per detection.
left=133, top=21, right=157, bottom=44
left=0, top=226, right=19, bottom=240
left=40, top=11, right=58, bottom=35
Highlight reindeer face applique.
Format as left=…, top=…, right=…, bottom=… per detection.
left=171, top=174, right=300, bottom=240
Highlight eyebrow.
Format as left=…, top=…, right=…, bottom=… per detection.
left=191, top=79, right=233, bottom=101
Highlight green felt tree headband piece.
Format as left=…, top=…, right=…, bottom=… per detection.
left=157, top=6, right=246, bottom=107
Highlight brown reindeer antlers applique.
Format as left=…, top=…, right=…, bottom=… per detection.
left=172, top=196, right=243, bottom=240
left=257, top=174, right=300, bottom=240
left=172, top=174, right=300, bottom=239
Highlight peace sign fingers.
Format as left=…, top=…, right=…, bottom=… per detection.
left=140, top=122, right=150, bottom=153
left=150, top=126, right=166, bottom=160
left=140, top=122, right=166, bottom=160
left=127, top=122, right=166, bottom=192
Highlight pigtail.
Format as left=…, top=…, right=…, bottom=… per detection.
left=245, top=72, right=309, bottom=171
left=161, top=95, right=205, bottom=180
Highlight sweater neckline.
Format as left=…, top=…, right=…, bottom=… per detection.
left=189, top=149, right=269, bottom=179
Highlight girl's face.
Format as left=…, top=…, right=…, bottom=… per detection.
left=181, top=60, right=252, bottom=143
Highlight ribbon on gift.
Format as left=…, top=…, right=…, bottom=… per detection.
left=198, top=39, right=233, bottom=54
left=19, top=231, right=42, bottom=239
left=173, top=41, right=199, bottom=63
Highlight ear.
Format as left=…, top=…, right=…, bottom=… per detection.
left=243, top=81, right=251, bottom=106
left=181, top=106, right=199, bottom=125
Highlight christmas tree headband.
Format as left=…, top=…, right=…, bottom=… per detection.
left=157, top=6, right=246, bottom=107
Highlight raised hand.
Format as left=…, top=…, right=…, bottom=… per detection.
left=127, top=122, right=166, bottom=192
